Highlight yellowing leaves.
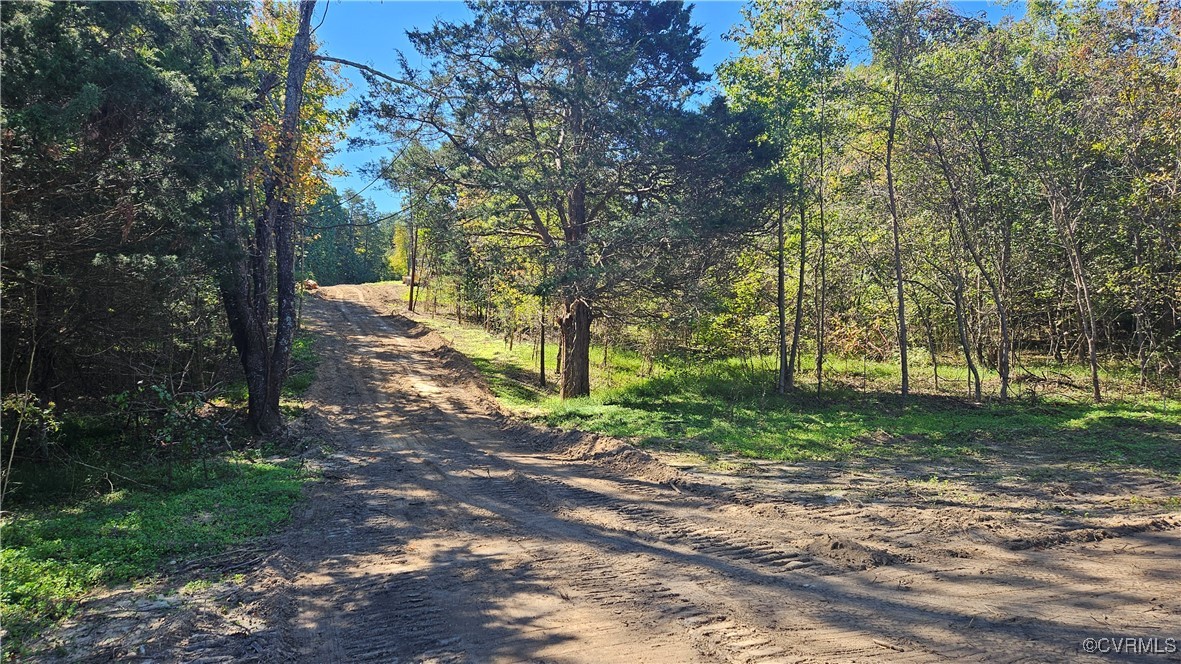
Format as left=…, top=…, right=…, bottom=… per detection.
left=247, top=0, right=349, bottom=212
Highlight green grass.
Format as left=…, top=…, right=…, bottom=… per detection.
left=559, top=369, right=1180, bottom=471
left=283, top=333, right=319, bottom=397
left=413, top=304, right=1181, bottom=476
left=0, top=329, right=323, bottom=655
left=0, top=459, right=311, bottom=649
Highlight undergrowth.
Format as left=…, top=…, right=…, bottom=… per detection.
left=411, top=303, right=1181, bottom=476
left=0, top=332, right=321, bottom=656
left=0, top=459, right=309, bottom=649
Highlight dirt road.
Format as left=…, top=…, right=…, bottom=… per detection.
left=42, top=284, right=1180, bottom=663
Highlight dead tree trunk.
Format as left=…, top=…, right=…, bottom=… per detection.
left=557, top=167, right=592, bottom=398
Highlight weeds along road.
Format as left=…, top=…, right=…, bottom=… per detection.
left=50, top=283, right=1166, bottom=663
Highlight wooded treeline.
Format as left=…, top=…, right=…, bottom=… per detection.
left=302, top=189, right=399, bottom=287
left=0, top=0, right=393, bottom=484
left=2, top=1, right=1179, bottom=489
left=373, top=0, right=1180, bottom=402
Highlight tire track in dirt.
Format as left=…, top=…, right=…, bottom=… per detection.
left=275, top=291, right=710, bottom=662
left=537, top=478, right=818, bottom=574
left=35, top=284, right=1178, bottom=664
left=293, top=290, right=861, bottom=662
left=249, top=286, right=1181, bottom=663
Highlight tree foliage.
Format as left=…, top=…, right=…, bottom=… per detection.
left=3, top=0, right=1178, bottom=481
left=1, top=0, right=347, bottom=477
left=1, top=1, right=252, bottom=404
left=301, top=190, right=396, bottom=286
left=367, top=0, right=770, bottom=396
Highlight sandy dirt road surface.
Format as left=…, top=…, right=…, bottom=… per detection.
left=38, top=284, right=1180, bottom=663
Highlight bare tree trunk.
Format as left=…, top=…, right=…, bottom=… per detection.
left=1132, top=228, right=1151, bottom=389
left=263, top=0, right=316, bottom=427
left=218, top=1, right=315, bottom=435
left=248, top=175, right=279, bottom=433
left=816, top=93, right=827, bottom=395
left=556, top=48, right=592, bottom=400
left=953, top=280, right=981, bottom=402
left=885, top=75, right=909, bottom=400
left=913, top=293, right=938, bottom=392
left=787, top=171, right=807, bottom=391
left=559, top=297, right=591, bottom=398
left=926, top=316, right=938, bottom=391
left=408, top=218, right=418, bottom=312
left=930, top=133, right=1011, bottom=398
left=1048, top=300, right=1063, bottom=363
left=777, top=191, right=789, bottom=394
left=997, top=213, right=1013, bottom=397
left=1049, top=193, right=1101, bottom=402
left=555, top=319, right=562, bottom=379
left=539, top=258, right=547, bottom=387
left=539, top=301, right=546, bottom=387
left=217, top=206, right=275, bottom=434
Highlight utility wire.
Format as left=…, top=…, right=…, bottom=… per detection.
left=294, top=135, right=421, bottom=218
left=297, top=195, right=427, bottom=231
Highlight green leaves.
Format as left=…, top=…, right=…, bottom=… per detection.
left=721, top=0, right=846, bottom=181
left=0, top=460, right=308, bottom=645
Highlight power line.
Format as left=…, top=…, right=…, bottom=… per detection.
left=297, top=195, right=426, bottom=231
left=294, top=138, right=418, bottom=218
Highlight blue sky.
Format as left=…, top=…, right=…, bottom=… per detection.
left=313, top=1, right=1020, bottom=212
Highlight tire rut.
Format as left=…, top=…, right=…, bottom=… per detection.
left=303, top=294, right=809, bottom=661
left=254, top=287, right=1181, bottom=664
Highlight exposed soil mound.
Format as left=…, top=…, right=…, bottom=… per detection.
left=1007, top=516, right=1180, bottom=551
left=805, top=534, right=899, bottom=570
left=551, top=430, right=686, bottom=484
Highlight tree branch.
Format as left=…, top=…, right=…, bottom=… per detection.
left=312, top=55, right=432, bottom=96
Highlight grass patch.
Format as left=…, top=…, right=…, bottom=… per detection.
left=407, top=297, right=1181, bottom=475
left=283, top=333, right=319, bottom=398
left=555, top=375, right=1180, bottom=472
left=1, top=328, right=323, bottom=655
left=0, top=458, right=311, bottom=652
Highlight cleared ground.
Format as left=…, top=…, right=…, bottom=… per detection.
left=34, top=284, right=1180, bottom=663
